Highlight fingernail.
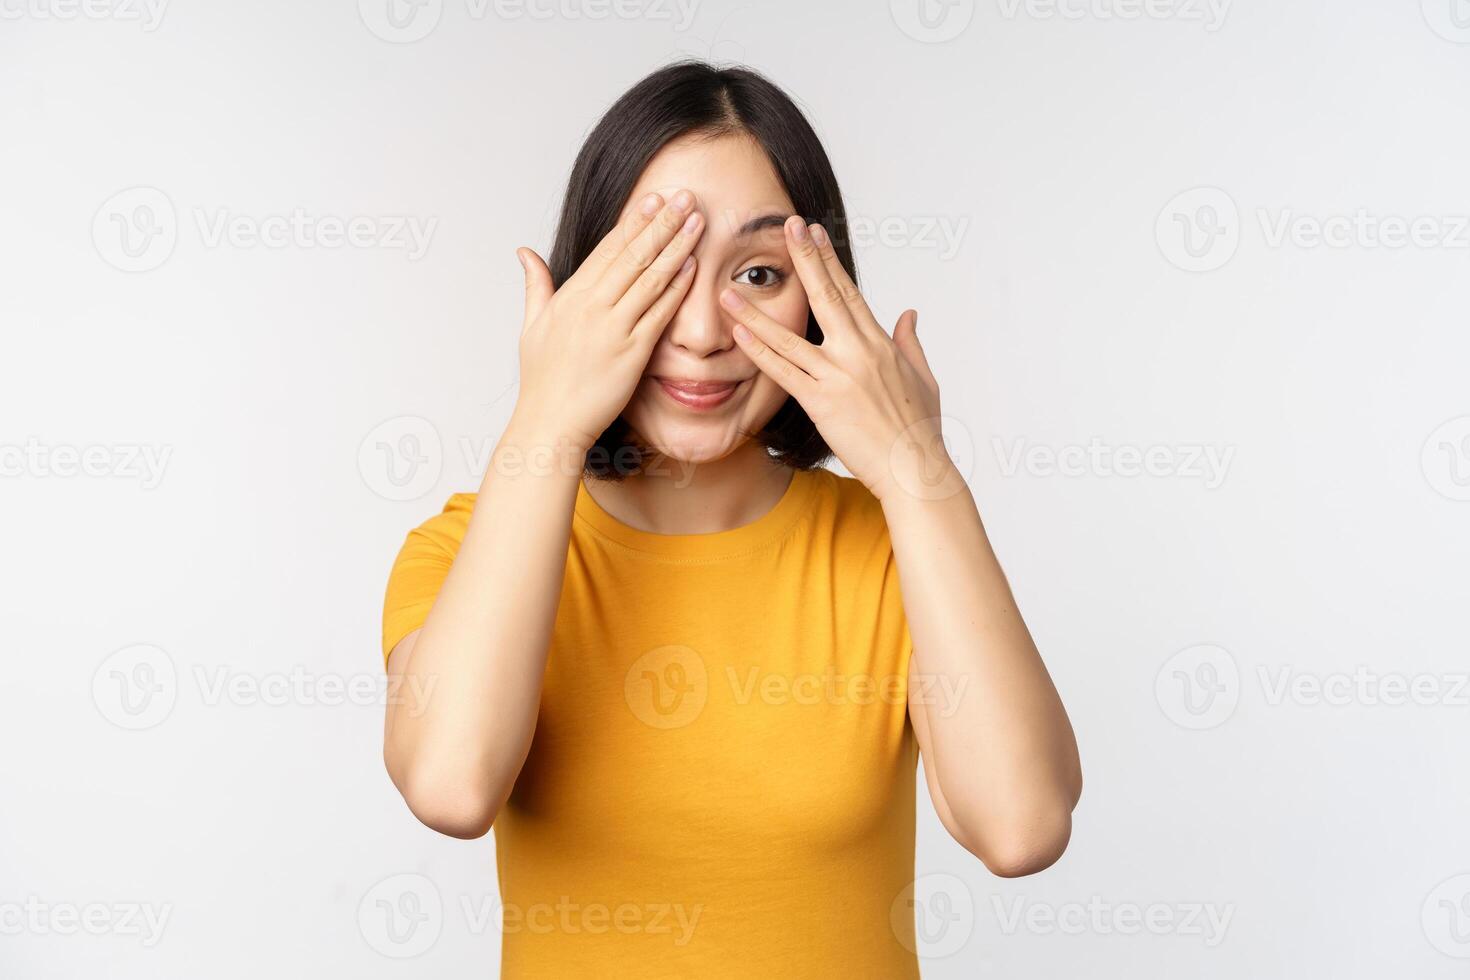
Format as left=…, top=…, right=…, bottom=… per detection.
left=810, top=224, right=829, bottom=247
left=673, top=189, right=694, bottom=210
left=788, top=216, right=808, bottom=241
left=516, top=250, right=527, bottom=271
left=680, top=255, right=695, bottom=274
left=681, top=211, right=702, bottom=235
left=639, top=193, right=662, bottom=216
left=720, top=289, right=746, bottom=310
left=733, top=323, right=752, bottom=341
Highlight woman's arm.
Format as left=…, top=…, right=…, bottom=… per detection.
left=885, top=483, right=1082, bottom=877
left=383, top=420, right=581, bottom=839
left=720, top=214, right=1081, bottom=876
left=382, top=189, right=707, bottom=837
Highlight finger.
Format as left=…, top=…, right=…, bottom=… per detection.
left=613, top=207, right=704, bottom=321
left=730, top=320, right=817, bottom=401
left=892, top=308, right=937, bottom=387
left=595, top=189, right=698, bottom=306
left=808, top=223, right=886, bottom=339
left=517, top=247, right=554, bottom=333
left=571, top=191, right=665, bottom=287
left=719, top=288, right=828, bottom=377
left=630, top=254, right=698, bottom=346
left=783, top=215, right=859, bottom=341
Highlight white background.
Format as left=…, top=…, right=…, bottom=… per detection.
left=3, top=0, right=1469, bottom=976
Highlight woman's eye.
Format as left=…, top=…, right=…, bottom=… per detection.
left=733, top=265, right=784, bottom=288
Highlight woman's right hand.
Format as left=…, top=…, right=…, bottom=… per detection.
left=513, top=189, right=705, bottom=452
left=386, top=198, right=707, bottom=836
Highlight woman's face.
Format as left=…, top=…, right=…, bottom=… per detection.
left=615, top=131, right=810, bottom=466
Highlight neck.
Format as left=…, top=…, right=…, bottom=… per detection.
left=582, top=441, right=795, bottom=536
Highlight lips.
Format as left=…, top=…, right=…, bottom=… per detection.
left=653, top=376, right=742, bottom=410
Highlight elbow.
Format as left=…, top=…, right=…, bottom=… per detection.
left=976, top=821, right=1072, bottom=878
left=403, top=786, right=497, bottom=840
left=951, top=798, right=1077, bottom=879
left=386, top=750, right=499, bottom=840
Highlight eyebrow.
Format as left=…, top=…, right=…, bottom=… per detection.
left=735, top=213, right=792, bottom=237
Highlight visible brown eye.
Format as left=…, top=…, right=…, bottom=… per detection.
left=733, top=265, right=784, bottom=288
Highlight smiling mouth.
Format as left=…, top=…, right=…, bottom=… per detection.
left=652, top=377, right=744, bottom=410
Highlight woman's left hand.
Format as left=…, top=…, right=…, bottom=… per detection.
left=721, top=216, right=964, bottom=504
left=727, top=221, right=1081, bottom=877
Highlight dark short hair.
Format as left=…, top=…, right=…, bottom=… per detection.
left=547, top=59, right=853, bottom=480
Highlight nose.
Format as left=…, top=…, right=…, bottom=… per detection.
left=662, top=262, right=735, bottom=358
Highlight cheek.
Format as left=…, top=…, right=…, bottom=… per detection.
left=740, top=289, right=811, bottom=414
left=726, top=285, right=811, bottom=351
left=758, top=287, right=810, bottom=338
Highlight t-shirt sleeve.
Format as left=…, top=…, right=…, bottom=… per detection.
left=828, top=471, right=916, bottom=749
left=381, top=494, right=476, bottom=665
left=882, top=546, right=914, bottom=682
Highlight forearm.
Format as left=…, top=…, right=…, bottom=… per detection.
left=384, top=414, right=584, bottom=835
left=883, top=480, right=1082, bottom=860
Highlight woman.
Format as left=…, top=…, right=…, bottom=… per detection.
left=380, top=60, right=1082, bottom=977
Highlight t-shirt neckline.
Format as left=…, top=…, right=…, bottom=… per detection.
left=573, top=466, right=822, bottom=560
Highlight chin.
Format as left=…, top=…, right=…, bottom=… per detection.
left=631, top=425, right=743, bottom=466
left=622, top=402, right=750, bottom=468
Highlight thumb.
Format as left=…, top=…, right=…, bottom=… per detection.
left=517, top=247, right=554, bottom=331
left=892, top=309, right=934, bottom=382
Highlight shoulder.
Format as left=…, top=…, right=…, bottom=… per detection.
left=812, top=467, right=885, bottom=517
left=381, top=493, right=477, bottom=664
left=805, top=471, right=907, bottom=641
left=399, top=492, right=477, bottom=555
left=806, top=467, right=892, bottom=546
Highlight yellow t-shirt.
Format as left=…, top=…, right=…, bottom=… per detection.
left=381, top=465, right=919, bottom=978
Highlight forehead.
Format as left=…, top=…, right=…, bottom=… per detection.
left=625, top=131, right=794, bottom=241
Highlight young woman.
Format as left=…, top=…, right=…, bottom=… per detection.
left=380, top=60, right=1081, bottom=977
